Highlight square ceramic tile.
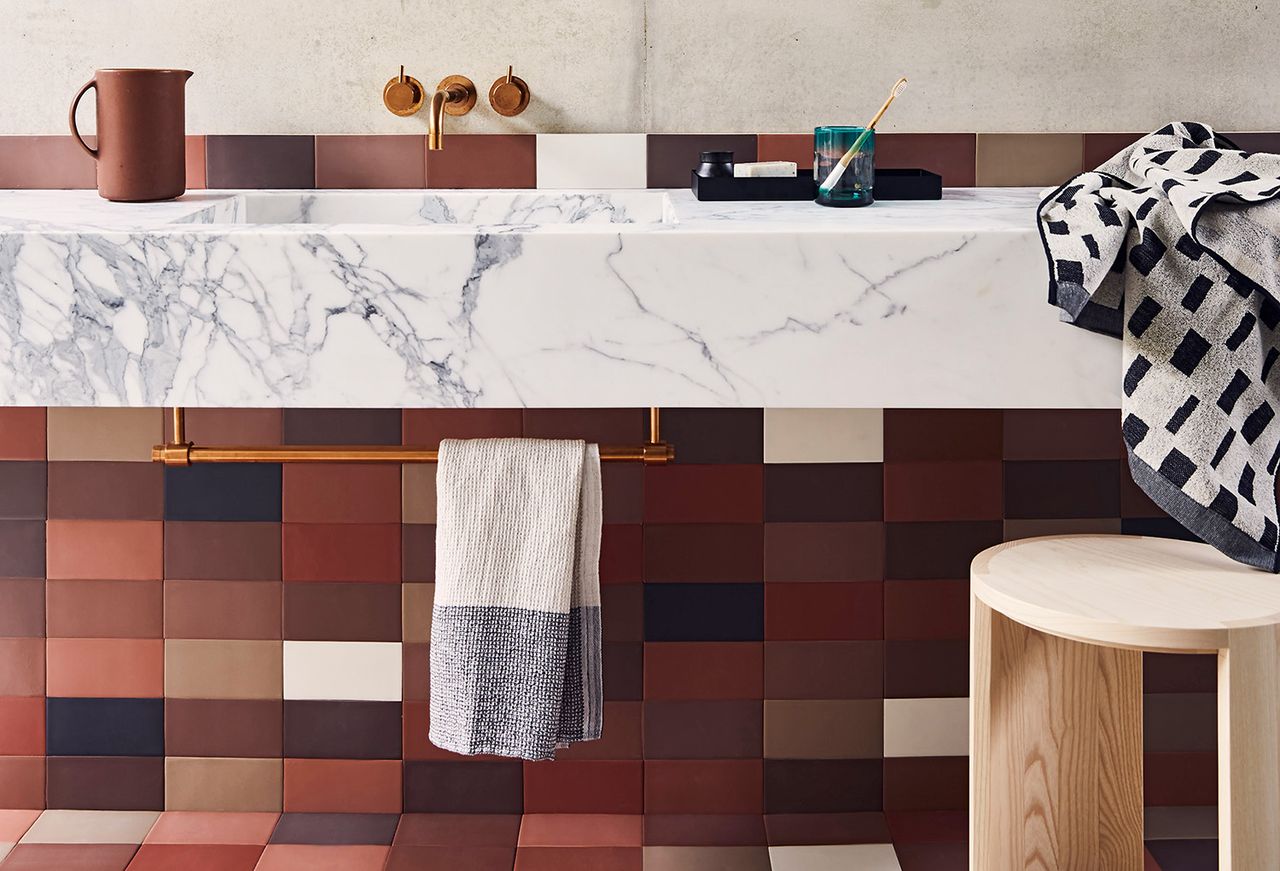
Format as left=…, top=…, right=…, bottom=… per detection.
left=283, top=641, right=402, bottom=701
left=769, top=843, right=901, bottom=870
left=536, top=134, right=648, bottom=189
left=882, top=698, right=969, bottom=757
left=20, top=810, right=159, bottom=844
left=764, top=410, right=883, bottom=463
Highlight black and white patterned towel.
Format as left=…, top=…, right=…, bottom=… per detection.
left=1040, top=122, right=1280, bottom=570
left=429, top=438, right=602, bottom=760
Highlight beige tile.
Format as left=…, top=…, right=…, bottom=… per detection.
left=282, top=641, right=402, bottom=701
left=764, top=700, right=882, bottom=759
left=1003, top=517, right=1123, bottom=539
left=769, top=844, right=901, bottom=871
left=882, top=697, right=968, bottom=758
left=46, top=409, right=164, bottom=462
left=643, top=846, right=772, bottom=871
left=165, top=758, right=282, bottom=812
left=20, top=810, right=160, bottom=844
left=401, top=465, right=436, bottom=524
left=764, top=410, right=883, bottom=463
left=402, top=583, right=434, bottom=643
left=165, top=640, right=282, bottom=700
left=975, top=133, right=1083, bottom=187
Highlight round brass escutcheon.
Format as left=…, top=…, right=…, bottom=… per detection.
left=384, top=71, right=425, bottom=116
left=489, top=68, right=531, bottom=117
left=437, top=75, right=478, bottom=116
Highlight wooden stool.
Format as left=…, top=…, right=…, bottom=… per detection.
left=970, top=534, right=1280, bottom=871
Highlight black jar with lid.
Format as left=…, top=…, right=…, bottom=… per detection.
left=695, top=151, right=735, bottom=178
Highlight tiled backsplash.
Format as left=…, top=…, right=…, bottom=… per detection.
left=6, top=131, right=1280, bottom=192
left=0, top=407, right=1214, bottom=815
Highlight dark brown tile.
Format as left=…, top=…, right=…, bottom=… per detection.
left=403, top=409, right=523, bottom=443
left=167, top=408, right=282, bottom=444
left=885, top=809, right=967, bottom=844
left=884, top=520, right=1003, bottom=580
left=46, top=579, right=163, bottom=638
left=642, top=814, right=766, bottom=846
left=764, top=522, right=883, bottom=582
left=282, top=409, right=403, bottom=445
left=764, top=464, right=882, bottom=522
left=1145, top=751, right=1216, bottom=806
left=764, top=641, right=882, bottom=699
left=522, top=760, right=643, bottom=814
left=644, top=642, right=763, bottom=700
left=602, top=466, right=644, bottom=525
left=514, top=845, right=640, bottom=871
left=402, top=524, right=435, bottom=582
left=0, top=135, right=97, bottom=188
left=522, top=409, right=646, bottom=444
left=386, top=845, right=516, bottom=871
left=644, top=524, right=762, bottom=582
left=403, top=760, right=524, bottom=813
left=659, top=409, right=763, bottom=464
left=0, top=844, right=138, bottom=871
left=645, top=466, right=763, bottom=524
left=877, top=133, right=978, bottom=187
left=1081, top=133, right=1146, bottom=170
left=884, top=460, right=1002, bottom=523
left=166, top=698, right=284, bottom=757
left=1225, top=132, right=1280, bottom=154
left=1145, top=692, right=1216, bottom=753
left=883, top=757, right=967, bottom=811
left=0, top=520, right=44, bottom=578
left=884, top=580, right=968, bottom=640
left=164, top=579, right=282, bottom=640
left=282, top=523, right=400, bottom=583
left=0, top=578, right=44, bottom=637
left=0, top=463, right=45, bottom=519
left=284, top=700, right=402, bottom=759
left=164, top=521, right=281, bottom=581
left=884, top=639, right=969, bottom=698
left=647, top=135, right=758, bottom=188
left=883, top=410, right=1002, bottom=461
left=206, top=135, right=315, bottom=189
left=315, top=135, right=426, bottom=189
left=1144, top=652, right=1216, bottom=693
left=47, top=462, right=163, bottom=520
left=1004, top=460, right=1120, bottom=519
left=394, top=813, right=522, bottom=846
left=643, top=700, right=762, bottom=758
left=425, top=135, right=536, bottom=188
left=764, top=759, right=882, bottom=813
left=1002, top=409, right=1124, bottom=460
left=644, top=760, right=762, bottom=814
left=601, top=525, right=642, bottom=584
left=604, top=642, right=643, bottom=700
left=283, top=581, right=401, bottom=641
left=46, top=756, right=165, bottom=810
left=282, top=465, right=401, bottom=524
left=270, top=813, right=400, bottom=845
left=763, top=812, right=891, bottom=845
left=601, top=584, right=643, bottom=643
left=555, top=701, right=643, bottom=761
left=765, top=582, right=882, bottom=641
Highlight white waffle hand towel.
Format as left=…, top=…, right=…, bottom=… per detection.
left=429, top=438, right=602, bottom=760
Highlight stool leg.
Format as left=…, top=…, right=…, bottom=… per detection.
left=971, top=595, right=1144, bottom=870
left=1219, top=626, right=1280, bottom=870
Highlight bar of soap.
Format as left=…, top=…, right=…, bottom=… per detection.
left=733, top=161, right=797, bottom=178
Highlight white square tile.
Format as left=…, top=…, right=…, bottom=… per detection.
left=882, top=697, right=969, bottom=757
left=20, top=810, right=160, bottom=844
left=764, top=409, right=884, bottom=463
left=283, top=640, right=402, bottom=701
left=769, top=844, right=901, bottom=871
left=536, top=134, right=648, bottom=189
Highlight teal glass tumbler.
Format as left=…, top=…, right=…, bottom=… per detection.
left=814, top=126, right=875, bottom=207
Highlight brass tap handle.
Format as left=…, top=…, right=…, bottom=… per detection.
left=383, top=66, right=425, bottom=116
left=488, top=65, right=531, bottom=117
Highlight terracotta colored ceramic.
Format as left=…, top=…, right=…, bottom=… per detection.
left=69, top=68, right=193, bottom=202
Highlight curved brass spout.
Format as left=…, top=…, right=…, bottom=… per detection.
left=428, top=76, right=477, bottom=150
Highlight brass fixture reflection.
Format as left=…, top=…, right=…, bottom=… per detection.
left=428, top=75, right=477, bottom=150
left=383, top=66, right=426, bottom=117
left=488, top=66, right=531, bottom=117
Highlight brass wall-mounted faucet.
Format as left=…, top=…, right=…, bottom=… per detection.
left=382, top=68, right=476, bottom=149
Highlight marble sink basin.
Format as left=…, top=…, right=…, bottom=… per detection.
left=241, top=190, right=676, bottom=226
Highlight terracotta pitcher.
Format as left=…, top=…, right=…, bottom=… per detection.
left=69, top=68, right=193, bottom=202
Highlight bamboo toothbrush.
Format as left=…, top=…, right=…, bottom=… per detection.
left=818, top=77, right=908, bottom=195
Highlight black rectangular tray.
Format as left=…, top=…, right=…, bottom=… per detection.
left=690, top=168, right=942, bottom=202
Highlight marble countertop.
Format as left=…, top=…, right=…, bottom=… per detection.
left=0, top=187, right=1119, bottom=408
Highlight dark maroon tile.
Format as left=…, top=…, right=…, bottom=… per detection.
left=764, top=759, right=882, bottom=813
left=1144, top=693, right=1216, bottom=753
left=0, top=844, right=138, bottom=871
left=1144, top=652, right=1216, bottom=693
left=884, top=520, right=1003, bottom=580
left=644, top=642, right=763, bottom=700
left=601, top=584, right=643, bottom=643
left=282, top=523, right=400, bottom=583
left=1226, top=132, right=1280, bottom=154
left=165, top=698, right=283, bottom=757
left=1002, top=409, right=1124, bottom=460
left=763, top=641, right=883, bottom=700
left=645, top=759, right=763, bottom=814
left=1145, top=752, right=1216, bottom=806
left=206, top=135, right=315, bottom=189
left=642, top=700, right=763, bottom=758
left=884, top=640, right=969, bottom=698
left=386, top=845, right=516, bottom=871
left=644, top=524, right=763, bottom=583
left=604, top=642, right=643, bottom=700
left=883, top=410, right=1002, bottom=461
left=47, top=462, right=163, bottom=520
left=394, top=813, right=522, bottom=846
left=643, top=814, right=767, bottom=846
left=884, top=461, right=1002, bottom=522
left=877, top=133, right=977, bottom=187
left=602, top=466, right=644, bottom=525
left=659, top=409, right=763, bottom=464
left=284, top=700, right=402, bottom=759
left=0, top=462, right=45, bottom=519
left=164, top=521, right=281, bottom=580
left=885, top=810, right=967, bottom=843
left=647, top=135, right=758, bottom=188
left=763, top=812, right=891, bottom=845
left=764, top=522, right=883, bottom=582
left=601, top=525, right=642, bottom=584
left=764, top=464, right=883, bottom=523
left=521, top=759, right=643, bottom=814
left=1004, top=460, right=1120, bottom=519
left=403, top=524, right=436, bottom=582
left=403, top=760, right=524, bottom=813
left=0, top=519, right=44, bottom=578
left=895, top=842, right=969, bottom=871
left=1082, top=133, right=1146, bottom=170
left=883, top=757, right=967, bottom=811
left=885, top=580, right=968, bottom=640
left=644, top=466, right=763, bottom=524
left=0, top=577, right=44, bottom=637
left=556, top=701, right=643, bottom=761
left=283, top=581, right=401, bottom=641
left=45, top=755, right=164, bottom=810
left=1121, top=469, right=1165, bottom=518
left=270, top=812, right=400, bottom=845
left=425, top=135, right=536, bottom=188
left=522, top=409, right=646, bottom=444
left=765, top=582, right=882, bottom=641
left=282, top=409, right=403, bottom=445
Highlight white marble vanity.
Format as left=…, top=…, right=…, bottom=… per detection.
left=0, top=188, right=1119, bottom=407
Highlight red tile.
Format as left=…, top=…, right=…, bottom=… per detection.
left=145, top=811, right=280, bottom=845
left=660, top=409, right=763, bottom=465
left=283, top=759, right=402, bottom=813
left=876, top=133, right=978, bottom=187
left=46, top=519, right=163, bottom=580
left=643, top=525, right=762, bottom=582
left=1, top=844, right=138, bottom=871
left=764, top=641, right=883, bottom=700
left=0, top=136, right=97, bottom=188
left=895, top=842, right=968, bottom=871
left=402, top=525, right=435, bottom=582
left=0, top=696, right=43, bottom=755
left=883, top=410, right=1002, bottom=461
left=764, top=523, right=883, bottom=582
left=600, top=525, right=641, bottom=584
left=604, top=642, right=643, bottom=701
left=885, top=810, right=968, bottom=844
left=644, top=760, right=763, bottom=814
left=283, top=581, right=399, bottom=641
left=0, top=809, right=40, bottom=842
left=185, top=136, right=207, bottom=189
left=315, top=135, right=426, bottom=189
left=0, top=638, right=44, bottom=696
left=647, top=135, right=757, bottom=189
left=766, top=582, right=882, bottom=641
left=125, top=844, right=263, bottom=871
left=0, top=578, right=45, bottom=638
left=282, top=465, right=401, bottom=523
left=884, top=461, right=1003, bottom=522
left=522, top=760, right=643, bottom=814
left=46, top=638, right=164, bottom=697
left=0, top=409, right=46, bottom=459
left=426, top=135, right=536, bottom=188
left=386, top=845, right=515, bottom=870
left=404, top=409, right=523, bottom=443
left=254, top=845, right=389, bottom=871
left=0, top=756, right=44, bottom=808
left=644, top=466, right=763, bottom=524
left=1081, top=133, right=1145, bottom=171
left=643, top=642, right=763, bottom=699
left=283, top=523, right=400, bottom=582
left=883, top=756, right=967, bottom=811
left=884, top=580, right=968, bottom=640
left=165, top=699, right=283, bottom=758
left=403, top=760, right=524, bottom=814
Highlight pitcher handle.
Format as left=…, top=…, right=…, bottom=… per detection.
left=68, top=78, right=99, bottom=160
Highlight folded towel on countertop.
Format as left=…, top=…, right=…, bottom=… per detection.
left=429, top=437, right=602, bottom=760
left=1039, top=122, right=1280, bottom=570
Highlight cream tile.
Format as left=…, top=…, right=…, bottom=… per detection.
left=882, top=697, right=969, bottom=758
left=764, top=699, right=882, bottom=759
left=769, top=844, right=901, bottom=871
left=537, top=134, right=648, bottom=189
left=165, top=639, right=282, bottom=700
left=20, top=809, right=160, bottom=844
left=975, top=133, right=1083, bottom=187
left=402, top=465, right=436, bottom=524
left=283, top=640, right=402, bottom=701
left=764, top=410, right=883, bottom=463
left=0, top=810, right=41, bottom=842
left=0, top=843, right=12, bottom=863
left=402, top=583, right=434, bottom=643
left=165, top=758, right=283, bottom=812
left=46, top=409, right=163, bottom=462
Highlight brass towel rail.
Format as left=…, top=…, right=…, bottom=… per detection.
left=153, top=407, right=675, bottom=466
